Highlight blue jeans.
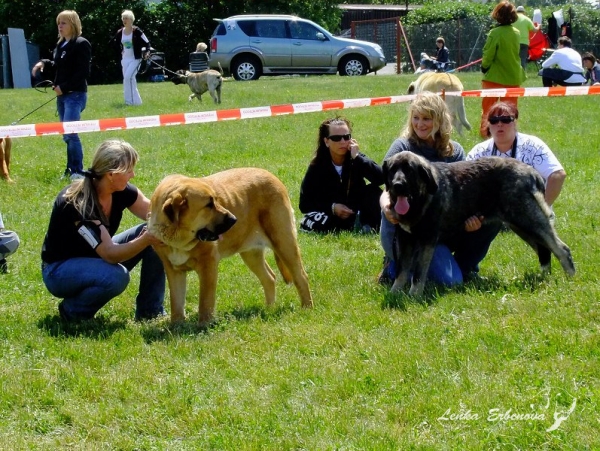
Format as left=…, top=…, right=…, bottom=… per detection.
left=380, top=213, right=500, bottom=286
left=57, top=91, right=87, bottom=174
left=42, top=223, right=165, bottom=320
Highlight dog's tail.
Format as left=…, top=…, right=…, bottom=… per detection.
left=217, top=61, right=224, bottom=76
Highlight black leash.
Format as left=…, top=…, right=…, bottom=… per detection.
left=11, top=81, right=57, bottom=125
left=142, top=57, right=180, bottom=77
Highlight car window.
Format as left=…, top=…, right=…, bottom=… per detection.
left=237, top=20, right=255, bottom=37
left=289, top=21, right=321, bottom=40
left=255, top=20, right=287, bottom=39
left=213, top=23, right=226, bottom=36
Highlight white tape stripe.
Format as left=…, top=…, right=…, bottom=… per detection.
left=2, top=87, right=598, bottom=138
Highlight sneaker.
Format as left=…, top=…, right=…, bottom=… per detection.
left=70, top=172, right=84, bottom=182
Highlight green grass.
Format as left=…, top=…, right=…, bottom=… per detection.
left=0, top=72, right=598, bottom=449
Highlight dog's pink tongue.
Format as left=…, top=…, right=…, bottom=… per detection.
left=395, top=197, right=410, bottom=215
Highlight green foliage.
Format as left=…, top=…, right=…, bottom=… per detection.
left=404, top=0, right=493, bottom=25
left=0, top=72, right=599, bottom=448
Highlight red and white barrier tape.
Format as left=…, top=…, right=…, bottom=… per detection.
left=2, top=86, right=598, bottom=139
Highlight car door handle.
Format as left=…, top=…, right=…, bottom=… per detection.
left=293, top=42, right=303, bottom=46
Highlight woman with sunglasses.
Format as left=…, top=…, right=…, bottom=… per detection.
left=468, top=102, right=566, bottom=208
left=379, top=92, right=500, bottom=287
left=299, top=116, right=384, bottom=233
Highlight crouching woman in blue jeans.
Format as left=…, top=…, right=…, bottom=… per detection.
left=41, top=139, right=166, bottom=321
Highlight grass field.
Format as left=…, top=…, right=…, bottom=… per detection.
left=0, top=71, right=598, bottom=449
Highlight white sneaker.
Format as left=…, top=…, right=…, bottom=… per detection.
left=70, top=172, right=84, bottom=182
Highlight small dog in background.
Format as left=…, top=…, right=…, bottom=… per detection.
left=170, top=63, right=223, bottom=104
left=1, top=138, right=13, bottom=182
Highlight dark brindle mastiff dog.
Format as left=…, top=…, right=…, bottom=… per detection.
left=383, top=152, right=575, bottom=295
left=148, top=168, right=313, bottom=325
left=171, top=68, right=223, bottom=104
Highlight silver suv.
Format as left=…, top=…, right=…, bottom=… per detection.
left=209, top=15, right=386, bottom=81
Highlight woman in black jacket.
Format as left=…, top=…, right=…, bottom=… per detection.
left=110, top=9, right=151, bottom=105
left=299, top=117, right=384, bottom=233
left=31, top=10, right=91, bottom=180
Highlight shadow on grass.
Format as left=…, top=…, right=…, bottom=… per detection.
left=139, top=302, right=295, bottom=343
left=381, top=270, right=550, bottom=310
left=37, top=314, right=128, bottom=339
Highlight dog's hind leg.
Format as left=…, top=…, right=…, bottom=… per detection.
left=240, top=248, right=277, bottom=305
left=509, top=222, right=575, bottom=276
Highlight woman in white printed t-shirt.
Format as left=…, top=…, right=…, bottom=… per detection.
left=110, top=9, right=151, bottom=105
left=467, top=102, right=566, bottom=211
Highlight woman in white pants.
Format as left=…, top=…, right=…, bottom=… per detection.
left=110, top=9, right=151, bottom=105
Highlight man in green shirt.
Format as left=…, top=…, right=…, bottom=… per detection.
left=514, top=6, right=541, bottom=70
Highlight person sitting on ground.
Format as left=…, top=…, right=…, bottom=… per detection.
left=514, top=6, right=541, bottom=70
left=467, top=102, right=566, bottom=212
left=378, top=92, right=500, bottom=287
left=430, top=37, right=450, bottom=71
left=0, top=212, right=20, bottom=274
left=539, top=36, right=586, bottom=87
left=582, top=52, right=600, bottom=86
left=41, top=139, right=166, bottom=322
left=299, top=116, right=384, bottom=234
left=189, top=42, right=209, bottom=72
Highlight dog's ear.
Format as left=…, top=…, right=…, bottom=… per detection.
left=382, top=159, right=391, bottom=190
left=407, top=82, right=415, bottom=95
left=418, top=163, right=438, bottom=194
left=162, top=192, right=188, bottom=224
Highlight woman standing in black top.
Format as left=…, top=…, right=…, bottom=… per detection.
left=32, top=10, right=91, bottom=180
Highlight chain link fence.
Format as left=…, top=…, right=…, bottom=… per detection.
left=352, top=17, right=491, bottom=74
left=352, top=16, right=599, bottom=74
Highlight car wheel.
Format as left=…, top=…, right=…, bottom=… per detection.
left=340, top=55, right=368, bottom=76
left=232, top=56, right=261, bottom=81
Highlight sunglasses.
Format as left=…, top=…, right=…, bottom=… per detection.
left=488, top=116, right=515, bottom=125
left=327, top=133, right=351, bottom=142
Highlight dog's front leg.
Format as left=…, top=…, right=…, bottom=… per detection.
left=198, top=261, right=219, bottom=326
left=409, top=243, right=436, bottom=296
left=165, top=267, right=187, bottom=323
left=390, top=230, right=413, bottom=293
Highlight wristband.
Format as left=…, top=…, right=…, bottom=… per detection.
left=331, top=203, right=336, bottom=215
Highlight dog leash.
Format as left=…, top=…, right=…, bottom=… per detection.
left=10, top=81, right=57, bottom=125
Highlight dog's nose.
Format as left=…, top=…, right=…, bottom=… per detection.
left=212, top=214, right=237, bottom=236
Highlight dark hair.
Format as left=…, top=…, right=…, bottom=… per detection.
left=436, top=37, right=445, bottom=45
left=582, top=52, right=598, bottom=64
left=558, top=36, right=572, bottom=48
left=310, top=116, right=352, bottom=165
left=485, top=102, right=519, bottom=137
left=491, top=1, right=518, bottom=25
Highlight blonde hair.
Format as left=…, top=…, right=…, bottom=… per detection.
left=65, top=140, right=139, bottom=223
left=196, top=42, right=208, bottom=52
left=402, top=92, right=454, bottom=158
left=121, top=9, right=135, bottom=22
left=56, top=10, right=82, bottom=44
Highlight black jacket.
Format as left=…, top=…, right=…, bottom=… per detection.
left=41, top=37, right=91, bottom=93
left=299, top=153, right=384, bottom=215
left=110, top=26, right=151, bottom=60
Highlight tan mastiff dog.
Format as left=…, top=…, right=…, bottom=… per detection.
left=171, top=68, right=223, bottom=104
left=407, top=72, right=472, bottom=135
left=0, top=138, right=12, bottom=182
left=148, top=168, right=313, bottom=325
